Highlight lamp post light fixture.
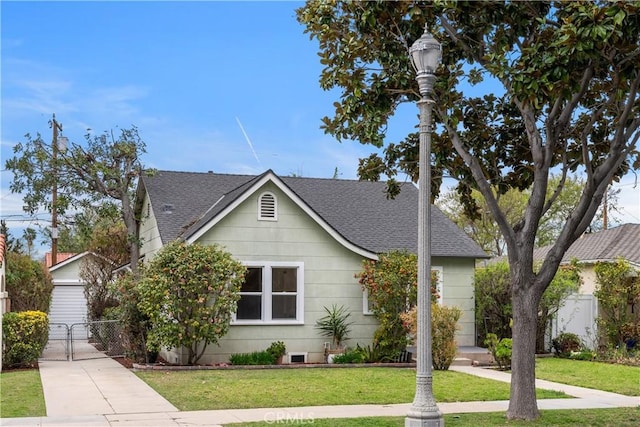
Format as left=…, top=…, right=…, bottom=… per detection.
left=405, top=26, right=443, bottom=427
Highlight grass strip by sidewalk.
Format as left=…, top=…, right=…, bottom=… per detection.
left=0, top=369, right=47, bottom=418
left=136, top=367, right=566, bottom=411
left=535, top=358, right=640, bottom=396
left=226, top=407, right=640, bottom=427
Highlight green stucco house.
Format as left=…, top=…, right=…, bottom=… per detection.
left=136, top=170, right=487, bottom=364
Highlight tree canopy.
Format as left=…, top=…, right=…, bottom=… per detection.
left=436, top=175, right=613, bottom=257
left=298, top=1, right=639, bottom=420
left=5, top=125, right=152, bottom=272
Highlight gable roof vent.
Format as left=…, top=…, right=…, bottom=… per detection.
left=258, top=192, right=277, bottom=221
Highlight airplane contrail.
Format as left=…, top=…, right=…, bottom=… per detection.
left=235, top=117, right=263, bottom=169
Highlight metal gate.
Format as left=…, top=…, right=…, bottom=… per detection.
left=40, top=323, right=70, bottom=361
left=71, top=320, right=125, bottom=360
left=41, top=320, right=125, bottom=361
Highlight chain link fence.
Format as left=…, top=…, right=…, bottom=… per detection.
left=71, top=320, right=125, bottom=360
left=41, top=323, right=70, bottom=361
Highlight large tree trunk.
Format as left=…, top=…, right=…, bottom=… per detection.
left=120, top=193, right=140, bottom=274
left=507, top=279, right=543, bottom=420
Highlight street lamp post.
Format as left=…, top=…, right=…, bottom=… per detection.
left=405, top=26, right=443, bottom=427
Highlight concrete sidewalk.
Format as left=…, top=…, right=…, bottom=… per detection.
left=1, top=355, right=638, bottom=426
left=37, top=357, right=178, bottom=417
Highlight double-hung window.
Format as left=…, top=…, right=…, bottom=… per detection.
left=235, top=262, right=304, bottom=324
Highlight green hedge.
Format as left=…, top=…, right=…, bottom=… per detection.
left=2, top=311, right=49, bottom=368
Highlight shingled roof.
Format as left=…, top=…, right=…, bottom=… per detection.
left=139, top=170, right=487, bottom=259
left=533, top=223, right=640, bottom=267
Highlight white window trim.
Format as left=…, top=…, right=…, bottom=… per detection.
left=258, top=192, right=278, bottom=221
left=233, top=261, right=304, bottom=325
left=362, top=265, right=444, bottom=313
left=363, top=288, right=375, bottom=316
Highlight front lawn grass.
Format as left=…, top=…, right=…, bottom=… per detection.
left=535, top=358, right=640, bottom=396
left=226, top=407, right=640, bottom=427
left=0, top=369, right=46, bottom=418
left=136, top=367, right=566, bottom=411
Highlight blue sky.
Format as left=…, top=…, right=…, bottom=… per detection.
left=1, top=1, right=639, bottom=252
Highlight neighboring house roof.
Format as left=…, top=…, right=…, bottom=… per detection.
left=45, top=252, right=77, bottom=268
left=533, top=223, right=640, bottom=267
left=139, top=170, right=487, bottom=259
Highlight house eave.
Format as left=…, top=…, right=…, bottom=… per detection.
left=184, top=171, right=379, bottom=260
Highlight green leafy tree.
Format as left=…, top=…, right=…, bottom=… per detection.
left=356, top=250, right=438, bottom=358
left=474, top=260, right=581, bottom=353
left=438, top=176, right=594, bottom=257
left=473, top=261, right=513, bottom=342
left=536, top=261, right=582, bottom=353
left=0, top=221, right=24, bottom=254
left=594, top=258, right=640, bottom=348
left=137, top=241, right=246, bottom=365
left=5, top=125, right=152, bottom=273
left=56, top=204, right=122, bottom=254
left=5, top=251, right=53, bottom=313
left=298, top=2, right=639, bottom=419
left=81, top=220, right=129, bottom=322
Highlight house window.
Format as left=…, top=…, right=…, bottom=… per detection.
left=362, top=266, right=444, bottom=314
left=235, top=262, right=304, bottom=324
left=258, top=192, right=277, bottom=221
left=363, top=288, right=375, bottom=316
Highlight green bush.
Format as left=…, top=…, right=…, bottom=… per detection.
left=485, top=333, right=512, bottom=370
left=432, top=304, right=463, bottom=370
left=266, top=341, right=286, bottom=361
left=552, top=332, right=583, bottom=358
left=474, top=262, right=512, bottom=344
left=5, top=251, right=54, bottom=313
left=332, top=348, right=365, bottom=364
left=109, top=273, right=150, bottom=363
left=401, top=304, right=462, bottom=370
left=229, top=351, right=276, bottom=365
left=594, top=259, right=640, bottom=348
left=2, top=311, right=49, bottom=368
left=354, top=343, right=392, bottom=363
left=137, top=241, right=246, bottom=365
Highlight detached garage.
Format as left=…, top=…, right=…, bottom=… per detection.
left=48, top=252, right=89, bottom=339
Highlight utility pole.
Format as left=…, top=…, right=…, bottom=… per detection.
left=50, top=114, right=63, bottom=266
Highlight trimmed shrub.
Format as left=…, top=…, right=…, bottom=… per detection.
left=401, top=304, right=462, bottom=370
left=432, top=304, right=462, bottom=370
left=552, top=332, right=583, bottom=357
left=2, top=311, right=49, bottom=368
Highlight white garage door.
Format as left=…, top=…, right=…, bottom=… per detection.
left=49, top=284, right=88, bottom=339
